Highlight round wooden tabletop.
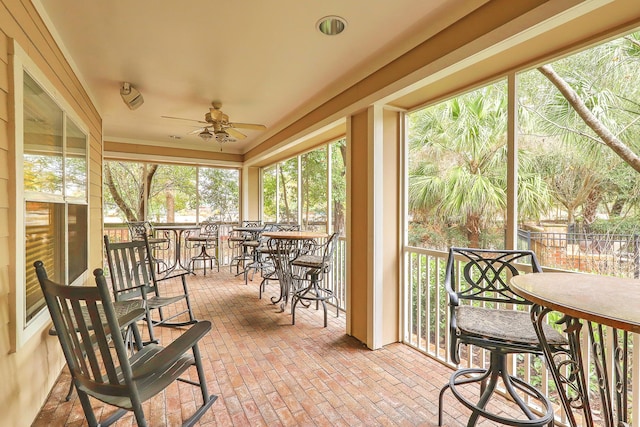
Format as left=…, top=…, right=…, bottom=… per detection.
left=262, top=231, right=327, bottom=240
left=510, top=272, right=640, bottom=333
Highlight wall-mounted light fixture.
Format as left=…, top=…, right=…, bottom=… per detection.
left=120, top=82, right=144, bottom=110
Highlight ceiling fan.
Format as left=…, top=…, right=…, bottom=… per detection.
left=162, top=101, right=266, bottom=143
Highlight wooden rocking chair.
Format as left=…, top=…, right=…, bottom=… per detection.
left=34, top=261, right=217, bottom=427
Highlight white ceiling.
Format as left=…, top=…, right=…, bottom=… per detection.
left=34, top=0, right=486, bottom=154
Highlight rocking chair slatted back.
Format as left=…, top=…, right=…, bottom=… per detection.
left=34, top=262, right=142, bottom=396
left=104, top=237, right=156, bottom=301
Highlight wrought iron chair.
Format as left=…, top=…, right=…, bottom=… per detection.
left=258, top=223, right=300, bottom=298
left=104, top=234, right=197, bottom=344
left=127, top=220, right=169, bottom=272
left=242, top=223, right=280, bottom=285
left=290, top=232, right=340, bottom=327
left=228, top=220, right=262, bottom=276
left=185, top=221, right=220, bottom=275
left=438, top=247, right=566, bottom=427
left=34, top=261, right=217, bottom=427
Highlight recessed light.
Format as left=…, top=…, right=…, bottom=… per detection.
left=317, top=16, right=347, bottom=36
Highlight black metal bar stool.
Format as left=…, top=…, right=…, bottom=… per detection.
left=290, top=232, right=339, bottom=327
left=438, top=247, right=567, bottom=427
left=186, top=221, right=220, bottom=275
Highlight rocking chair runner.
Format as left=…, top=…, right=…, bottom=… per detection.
left=34, top=261, right=217, bottom=427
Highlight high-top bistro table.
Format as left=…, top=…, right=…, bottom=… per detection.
left=261, top=231, right=327, bottom=312
left=510, top=272, right=640, bottom=427
left=153, top=224, right=200, bottom=275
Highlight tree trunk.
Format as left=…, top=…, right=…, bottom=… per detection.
left=610, top=197, right=626, bottom=217
left=104, top=163, right=138, bottom=221
left=582, top=189, right=601, bottom=225
left=137, top=164, right=159, bottom=220
left=465, top=214, right=481, bottom=248
left=538, top=64, right=640, bottom=173
left=104, top=162, right=159, bottom=222
left=166, top=192, right=175, bottom=222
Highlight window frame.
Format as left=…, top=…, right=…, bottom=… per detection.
left=11, top=40, right=90, bottom=351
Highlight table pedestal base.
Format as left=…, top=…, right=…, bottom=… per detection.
left=531, top=304, right=630, bottom=427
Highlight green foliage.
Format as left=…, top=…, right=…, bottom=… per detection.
left=408, top=32, right=640, bottom=249
left=198, top=167, right=239, bottom=221
left=278, top=157, right=299, bottom=223
left=589, top=216, right=640, bottom=234
left=262, top=166, right=277, bottom=222
left=301, top=149, right=328, bottom=227
left=104, top=161, right=239, bottom=222
left=149, top=164, right=196, bottom=221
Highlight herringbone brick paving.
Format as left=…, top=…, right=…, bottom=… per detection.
left=33, top=268, right=526, bottom=426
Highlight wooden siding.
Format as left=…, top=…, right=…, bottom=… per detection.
left=0, top=1, right=102, bottom=426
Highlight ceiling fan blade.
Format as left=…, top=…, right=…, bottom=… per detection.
left=225, top=127, right=247, bottom=139
left=161, top=115, right=208, bottom=125
left=229, top=122, right=267, bottom=130
left=188, top=128, right=206, bottom=135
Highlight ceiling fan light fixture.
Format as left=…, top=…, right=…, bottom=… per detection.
left=317, top=16, right=347, bottom=36
left=199, top=129, right=213, bottom=141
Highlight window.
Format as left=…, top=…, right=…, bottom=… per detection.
left=13, top=43, right=89, bottom=348
left=301, top=149, right=328, bottom=232
left=103, top=161, right=240, bottom=223
left=516, top=31, right=640, bottom=277
left=261, top=138, right=347, bottom=234
left=407, top=81, right=508, bottom=250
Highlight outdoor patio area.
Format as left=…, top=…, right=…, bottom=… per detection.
left=32, top=269, right=528, bottom=427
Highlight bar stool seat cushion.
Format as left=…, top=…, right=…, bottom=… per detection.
left=291, top=254, right=325, bottom=269
left=457, top=306, right=566, bottom=346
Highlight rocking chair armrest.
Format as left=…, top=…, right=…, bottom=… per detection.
left=131, top=320, right=211, bottom=379
left=113, top=284, right=148, bottom=295
left=117, top=308, right=146, bottom=329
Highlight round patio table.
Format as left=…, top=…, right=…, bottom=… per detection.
left=510, top=272, right=640, bottom=427
left=153, top=224, right=200, bottom=275
left=261, top=231, right=327, bottom=312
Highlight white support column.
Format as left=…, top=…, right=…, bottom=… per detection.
left=506, top=73, right=518, bottom=250
left=241, top=165, right=249, bottom=220
left=345, top=117, right=353, bottom=336
left=368, top=104, right=384, bottom=350
left=327, top=145, right=333, bottom=234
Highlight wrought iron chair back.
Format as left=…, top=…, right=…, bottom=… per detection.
left=447, top=247, right=538, bottom=307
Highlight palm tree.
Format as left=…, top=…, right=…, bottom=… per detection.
left=409, top=82, right=551, bottom=248
left=521, top=31, right=640, bottom=225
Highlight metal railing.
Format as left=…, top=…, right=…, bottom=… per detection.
left=403, top=245, right=639, bottom=426
left=519, top=229, right=640, bottom=279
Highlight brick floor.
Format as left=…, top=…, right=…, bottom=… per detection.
left=33, top=268, right=529, bottom=426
